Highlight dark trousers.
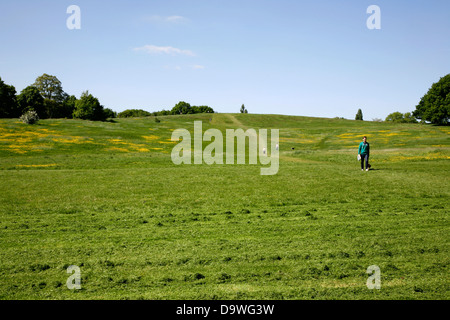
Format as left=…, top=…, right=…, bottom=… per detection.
left=361, top=154, right=369, bottom=170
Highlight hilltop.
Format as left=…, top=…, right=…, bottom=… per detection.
left=1, top=113, right=448, bottom=167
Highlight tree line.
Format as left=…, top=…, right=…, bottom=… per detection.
left=117, top=101, right=214, bottom=118
left=0, top=74, right=115, bottom=121
left=2, top=73, right=447, bottom=124
left=0, top=74, right=215, bottom=122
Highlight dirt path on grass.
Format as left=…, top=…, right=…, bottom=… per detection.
left=225, top=114, right=246, bottom=128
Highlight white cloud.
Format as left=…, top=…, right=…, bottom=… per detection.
left=144, top=15, right=188, bottom=24
left=192, top=65, right=205, bottom=70
left=134, top=45, right=195, bottom=56
left=162, top=65, right=182, bottom=71
left=166, top=15, right=186, bottom=23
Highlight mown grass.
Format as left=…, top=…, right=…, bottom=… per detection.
left=0, top=114, right=448, bottom=300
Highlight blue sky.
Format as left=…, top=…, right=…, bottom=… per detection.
left=1, top=0, right=449, bottom=120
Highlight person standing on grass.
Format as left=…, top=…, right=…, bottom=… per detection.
left=358, top=136, right=370, bottom=171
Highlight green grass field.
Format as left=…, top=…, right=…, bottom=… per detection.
left=0, top=113, right=448, bottom=300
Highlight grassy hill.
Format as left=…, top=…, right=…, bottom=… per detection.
left=0, top=113, right=448, bottom=299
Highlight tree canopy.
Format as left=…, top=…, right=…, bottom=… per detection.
left=385, top=111, right=417, bottom=123
left=118, top=103, right=215, bottom=118
left=0, top=77, right=18, bottom=118
left=72, top=91, right=106, bottom=121
left=413, top=74, right=450, bottom=125
left=170, top=101, right=214, bottom=115
left=17, top=86, right=45, bottom=118
left=33, top=73, right=66, bottom=103
left=1, top=74, right=77, bottom=119
left=118, top=109, right=153, bottom=118
left=171, top=101, right=193, bottom=115
left=2, top=73, right=217, bottom=121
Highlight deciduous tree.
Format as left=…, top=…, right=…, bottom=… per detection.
left=413, top=74, right=450, bottom=125
left=17, top=86, right=45, bottom=118
left=72, top=91, right=106, bottom=121
left=0, top=77, right=18, bottom=117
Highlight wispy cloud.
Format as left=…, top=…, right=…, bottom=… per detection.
left=162, top=65, right=206, bottom=71
left=134, top=45, right=195, bottom=57
left=144, top=15, right=188, bottom=24
left=163, top=65, right=182, bottom=71
left=166, top=15, right=186, bottom=23
left=192, top=65, right=205, bottom=70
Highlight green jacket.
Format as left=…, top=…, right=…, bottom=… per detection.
left=358, top=142, right=370, bottom=155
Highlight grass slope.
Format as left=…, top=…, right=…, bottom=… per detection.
left=0, top=114, right=448, bottom=299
